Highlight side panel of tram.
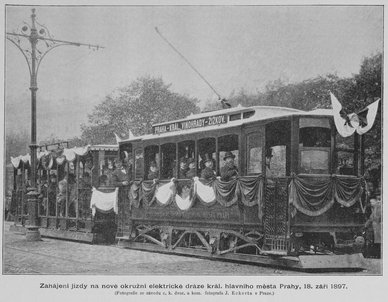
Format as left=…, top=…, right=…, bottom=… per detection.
left=117, top=111, right=366, bottom=269
left=10, top=144, right=119, bottom=243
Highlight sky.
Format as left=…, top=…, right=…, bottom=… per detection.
left=4, top=5, right=383, bottom=141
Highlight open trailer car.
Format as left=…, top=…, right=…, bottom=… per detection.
left=9, top=143, right=118, bottom=243
left=115, top=104, right=371, bottom=270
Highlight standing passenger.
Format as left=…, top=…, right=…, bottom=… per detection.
left=178, top=157, right=188, bottom=179
left=185, top=158, right=197, bottom=178
left=112, top=159, right=131, bottom=187
left=47, top=173, right=57, bottom=216
left=147, top=161, right=159, bottom=180
left=220, top=151, right=238, bottom=181
left=200, top=155, right=216, bottom=181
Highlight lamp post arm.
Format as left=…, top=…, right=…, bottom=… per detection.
left=6, top=36, right=32, bottom=77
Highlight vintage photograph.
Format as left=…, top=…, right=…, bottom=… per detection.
left=2, top=3, right=382, bottom=284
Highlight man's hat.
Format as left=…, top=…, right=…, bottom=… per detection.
left=150, top=160, right=157, bottom=167
left=114, top=158, right=123, bottom=164
left=204, top=154, right=213, bottom=163
left=223, top=151, right=235, bottom=161
left=187, top=158, right=195, bottom=165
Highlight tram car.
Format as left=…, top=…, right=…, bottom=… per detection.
left=116, top=105, right=369, bottom=270
left=9, top=143, right=119, bottom=243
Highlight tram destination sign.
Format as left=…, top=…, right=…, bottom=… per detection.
left=153, top=114, right=228, bottom=134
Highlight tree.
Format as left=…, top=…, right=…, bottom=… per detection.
left=200, top=52, right=382, bottom=179
left=5, top=130, right=30, bottom=160
left=81, top=76, right=200, bottom=144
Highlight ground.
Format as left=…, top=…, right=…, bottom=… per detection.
left=2, top=221, right=382, bottom=275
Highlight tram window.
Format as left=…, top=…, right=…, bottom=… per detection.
left=145, top=145, right=160, bottom=180
left=134, top=149, right=144, bottom=180
left=299, top=126, right=331, bottom=174
left=177, top=140, right=195, bottom=178
left=247, top=132, right=263, bottom=174
left=335, top=134, right=355, bottom=175
left=121, top=143, right=133, bottom=172
left=57, top=164, right=65, bottom=183
left=218, top=134, right=239, bottom=172
left=300, top=150, right=329, bottom=174
left=161, top=143, right=176, bottom=179
left=99, top=155, right=116, bottom=186
left=266, top=146, right=287, bottom=177
left=300, top=127, right=330, bottom=147
left=78, top=160, right=92, bottom=219
left=198, top=138, right=216, bottom=174
left=229, top=113, right=241, bottom=121
left=65, top=162, right=77, bottom=218
left=47, top=170, right=57, bottom=216
left=243, top=111, right=255, bottom=119
left=68, top=161, right=76, bottom=174
left=266, top=120, right=290, bottom=177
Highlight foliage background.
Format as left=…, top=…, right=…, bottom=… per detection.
left=6, top=53, right=382, bottom=179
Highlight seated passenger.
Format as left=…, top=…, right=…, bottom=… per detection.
left=178, top=157, right=188, bottom=179
left=220, top=151, right=238, bottom=181
left=147, top=161, right=159, bottom=180
left=200, top=154, right=216, bottom=181
left=185, top=158, right=196, bottom=178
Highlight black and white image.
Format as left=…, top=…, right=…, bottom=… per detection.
left=1, top=3, right=384, bottom=300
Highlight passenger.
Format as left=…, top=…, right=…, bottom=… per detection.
left=79, top=172, right=92, bottom=218
left=67, top=173, right=77, bottom=217
left=57, top=173, right=76, bottom=217
left=57, top=175, right=67, bottom=217
left=178, top=157, right=188, bottom=179
left=37, top=175, right=48, bottom=215
left=265, top=147, right=274, bottom=178
left=47, top=173, right=57, bottom=216
left=185, top=158, right=197, bottom=178
left=200, top=154, right=216, bottom=181
left=220, top=151, right=238, bottom=181
left=147, top=161, right=159, bottom=180
left=105, top=159, right=115, bottom=186
left=99, top=175, right=109, bottom=187
left=112, top=159, right=131, bottom=186
left=125, top=155, right=134, bottom=175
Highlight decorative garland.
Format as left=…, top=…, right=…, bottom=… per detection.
left=130, top=174, right=364, bottom=217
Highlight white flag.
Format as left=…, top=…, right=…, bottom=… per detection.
left=330, top=92, right=380, bottom=137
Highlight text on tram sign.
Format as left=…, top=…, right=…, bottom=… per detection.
left=153, top=114, right=227, bottom=134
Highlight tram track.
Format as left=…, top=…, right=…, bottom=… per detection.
left=4, top=245, right=93, bottom=265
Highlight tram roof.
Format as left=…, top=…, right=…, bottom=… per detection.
left=120, top=105, right=334, bottom=143
left=90, top=144, right=118, bottom=151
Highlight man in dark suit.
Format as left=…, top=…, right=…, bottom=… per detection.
left=220, top=151, right=238, bottom=181
left=112, top=159, right=131, bottom=187
left=185, top=158, right=197, bottom=178
left=178, top=157, right=188, bottom=179
left=200, top=154, right=216, bottom=181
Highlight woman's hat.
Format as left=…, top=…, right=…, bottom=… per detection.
left=223, top=151, right=235, bottom=161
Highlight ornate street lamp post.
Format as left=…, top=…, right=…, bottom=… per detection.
left=7, top=8, right=102, bottom=240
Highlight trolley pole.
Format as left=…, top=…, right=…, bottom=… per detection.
left=7, top=8, right=103, bottom=241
